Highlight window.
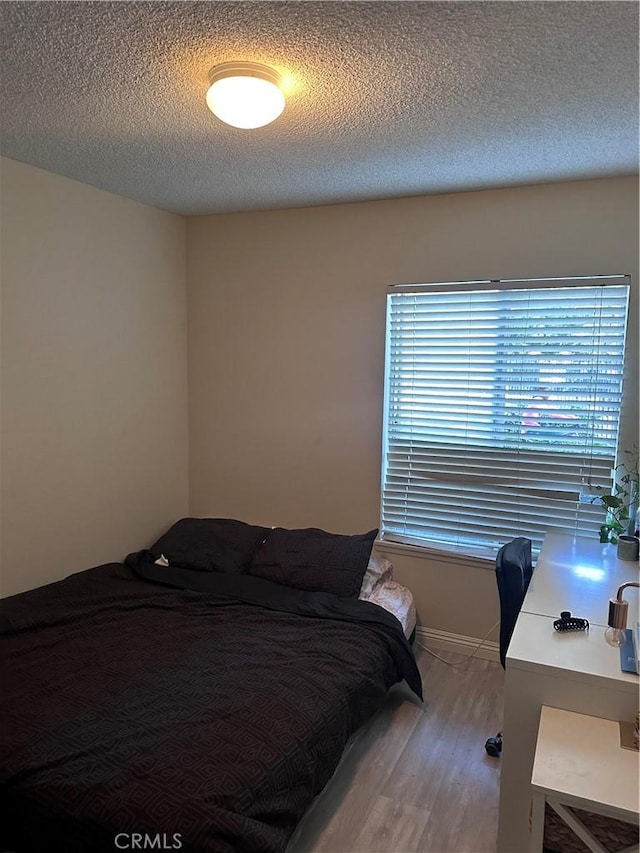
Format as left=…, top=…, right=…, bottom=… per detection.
left=381, top=276, right=630, bottom=557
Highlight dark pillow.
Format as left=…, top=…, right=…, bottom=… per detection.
left=150, top=518, right=269, bottom=574
left=248, top=526, right=378, bottom=597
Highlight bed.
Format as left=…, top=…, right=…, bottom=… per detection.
left=0, top=518, right=421, bottom=853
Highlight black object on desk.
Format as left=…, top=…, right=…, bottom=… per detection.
left=553, top=611, right=589, bottom=632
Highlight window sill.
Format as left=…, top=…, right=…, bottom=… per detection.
left=374, top=537, right=495, bottom=570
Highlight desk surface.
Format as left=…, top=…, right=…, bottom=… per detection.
left=508, top=612, right=638, bottom=691
left=524, top=533, right=639, bottom=627
left=508, top=533, right=638, bottom=691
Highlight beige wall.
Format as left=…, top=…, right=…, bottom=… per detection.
left=1, top=166, right=637, bottom=632
left=0, top=157, right=189, bottom=597
left=187, top=176, right=639, bottom=638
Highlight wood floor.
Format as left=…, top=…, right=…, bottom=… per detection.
left=288, top=646, right=504, bottom=853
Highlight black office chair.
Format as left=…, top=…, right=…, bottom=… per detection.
left=485, top=536, right=533, bottom=757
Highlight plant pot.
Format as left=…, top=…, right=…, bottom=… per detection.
left=617, top=535, right=640, bottom=561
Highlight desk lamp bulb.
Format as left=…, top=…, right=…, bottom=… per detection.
left=604, top=626, right=627, bottom=647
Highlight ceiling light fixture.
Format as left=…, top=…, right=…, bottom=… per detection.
left=205, top=62, right=285, bottom=129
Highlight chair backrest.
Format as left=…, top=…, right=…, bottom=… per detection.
left=496, top=537, right=533, bottom=669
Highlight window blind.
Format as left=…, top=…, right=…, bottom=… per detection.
left=381, top=277, right=630, bottom=557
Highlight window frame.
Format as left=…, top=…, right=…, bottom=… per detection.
left=380, top=275, right=631, bottom=560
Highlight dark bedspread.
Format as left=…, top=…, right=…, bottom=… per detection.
left=0, top=556, right=421, bottom=853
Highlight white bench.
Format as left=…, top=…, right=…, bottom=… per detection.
left=530, top=705, right=639, bottom=853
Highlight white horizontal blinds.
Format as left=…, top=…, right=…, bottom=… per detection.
left=382, top=280, right=630, bottom=556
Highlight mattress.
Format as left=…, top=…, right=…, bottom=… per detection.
left=359, top=579, right=417, bottom=639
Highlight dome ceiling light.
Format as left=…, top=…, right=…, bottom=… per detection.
left=205, top=62, right=286, bottom=129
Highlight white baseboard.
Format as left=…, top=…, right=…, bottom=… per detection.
left=415, top=625, right=500, bottom=663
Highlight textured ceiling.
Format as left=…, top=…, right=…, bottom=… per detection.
left=1, top=1, right=638, bottom=215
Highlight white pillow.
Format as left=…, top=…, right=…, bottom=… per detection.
left=359, top=556, right=393, bottom=599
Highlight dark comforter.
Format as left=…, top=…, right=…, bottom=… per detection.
left=0, top=556, right=422, bottom=853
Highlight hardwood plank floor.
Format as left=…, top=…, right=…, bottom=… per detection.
left=288, top=646, right=504, bottom=853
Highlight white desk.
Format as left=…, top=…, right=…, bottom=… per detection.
left=497, top=534, right=639, bottom=853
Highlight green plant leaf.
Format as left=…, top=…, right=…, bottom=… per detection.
left=601, top=495, right=622, bottom=508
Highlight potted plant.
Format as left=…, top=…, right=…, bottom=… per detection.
left=592, top=446, right=639, bottom=544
